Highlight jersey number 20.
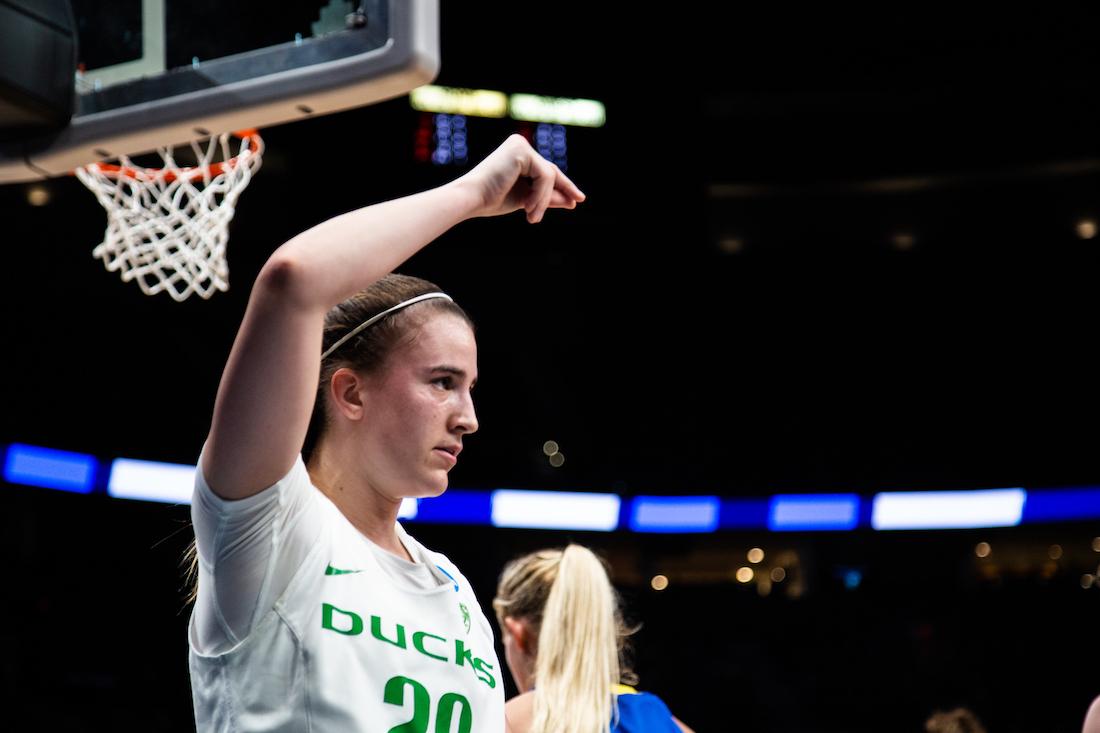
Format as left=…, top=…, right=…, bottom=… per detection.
left=384, top=675, right=473, bottom=733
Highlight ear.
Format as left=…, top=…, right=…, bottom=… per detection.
left=502, top=616, right=530, bottom=653
left=329, top=367, right=367, bottom=421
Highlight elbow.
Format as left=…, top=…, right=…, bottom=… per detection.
left=256, top=253, right=316, bottom=307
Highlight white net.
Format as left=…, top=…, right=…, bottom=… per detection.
left=75, top=131, right=263, bottom=301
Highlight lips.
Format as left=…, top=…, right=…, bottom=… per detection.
left=434, top=444, right=461, bottom=465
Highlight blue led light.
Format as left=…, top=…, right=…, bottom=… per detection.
left=535, top=122, right=567, bottom=170
left=842, top=568, right=863, bottom=590
left=629, top=496, right=720, bottom=533
left=414, top=490, right=493, bottom=525
left=768, top=494, right=861, bottom=531
left=719, top=498, right=772, bottom=529
left=1022, top=486, right=1100, bottom=523
left=430, top=114, right=468, bottom=165
left=3, top=443, right=97, bottom=494
left=433, top=113, right=457, bottom=165
left=452, top=115, right=468, bottom=163
left=11, top=438, right=1100, bottom=534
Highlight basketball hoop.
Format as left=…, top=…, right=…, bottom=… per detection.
left=75, top=130, right=263, bottom=301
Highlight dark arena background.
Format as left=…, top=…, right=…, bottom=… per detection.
left=3, top=4, right=1100, bottom=732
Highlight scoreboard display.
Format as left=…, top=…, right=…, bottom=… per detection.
left=409, top=86, right=605, bottom=173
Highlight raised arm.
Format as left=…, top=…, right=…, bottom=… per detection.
left=202, top=135, right=585, bottom=499
left=1084, top=695, right=1100, bottom=733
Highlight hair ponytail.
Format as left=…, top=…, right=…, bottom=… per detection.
left=530, top=545, right=620, bottom=733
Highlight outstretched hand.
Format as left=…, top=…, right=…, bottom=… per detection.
left=456, top=134, right=586, bottom=223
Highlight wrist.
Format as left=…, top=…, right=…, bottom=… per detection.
left=443, top=175, right=486, bottom=221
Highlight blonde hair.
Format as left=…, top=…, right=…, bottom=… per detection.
left=493, top=545, right=636, bottom=733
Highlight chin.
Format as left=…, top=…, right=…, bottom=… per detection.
left=412, top=475, right=448, bottom=499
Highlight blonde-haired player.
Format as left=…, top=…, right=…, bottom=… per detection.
left=493, top=545, right=695, bottom=733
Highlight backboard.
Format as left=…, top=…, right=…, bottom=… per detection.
left=0, top=0, right=439, bottom=182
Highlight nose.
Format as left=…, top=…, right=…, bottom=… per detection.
left=451, top=390, right=479, bottom=435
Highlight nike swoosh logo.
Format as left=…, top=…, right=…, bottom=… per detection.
left=325, top=564, right=364, bottom=576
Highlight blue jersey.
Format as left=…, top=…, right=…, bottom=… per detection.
left=611, top=685, right=681, bottom=733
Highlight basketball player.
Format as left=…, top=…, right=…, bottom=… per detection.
left=494, top=545, right=696, bottom=733
left=187, top=134, right=585, bottom=732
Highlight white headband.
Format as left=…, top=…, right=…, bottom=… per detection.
left=321, top=292, right=454, bottom=360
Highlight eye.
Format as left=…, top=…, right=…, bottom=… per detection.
left=432, top=376, right=454, bottom=389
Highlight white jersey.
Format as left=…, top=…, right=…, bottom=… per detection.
left=188, top=456, right=505, bottom=732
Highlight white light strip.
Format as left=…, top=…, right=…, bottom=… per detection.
left=107, top=458, right=196, bottom=504
left=491, top=489, right=620, bottom=531
left=872, top=488, right=1026, bottom=530
left=509, top=94, right=606, bottom=127
left=409, top=85, right=509, bottom=118
left=106, top=457, right=419, bottom=514
left=398, top=498, right=418, bottom=520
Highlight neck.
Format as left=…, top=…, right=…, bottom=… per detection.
left=307, top=438, right=413, bottom=562
left=517, top=670, right=535, bottom=695
left=516, top=650, right=536, bottom=693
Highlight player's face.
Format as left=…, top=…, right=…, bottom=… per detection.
left=358, top=312, right=478, bottom=499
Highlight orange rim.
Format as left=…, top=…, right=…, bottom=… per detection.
left=88, top=129, right=262, bottom=182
